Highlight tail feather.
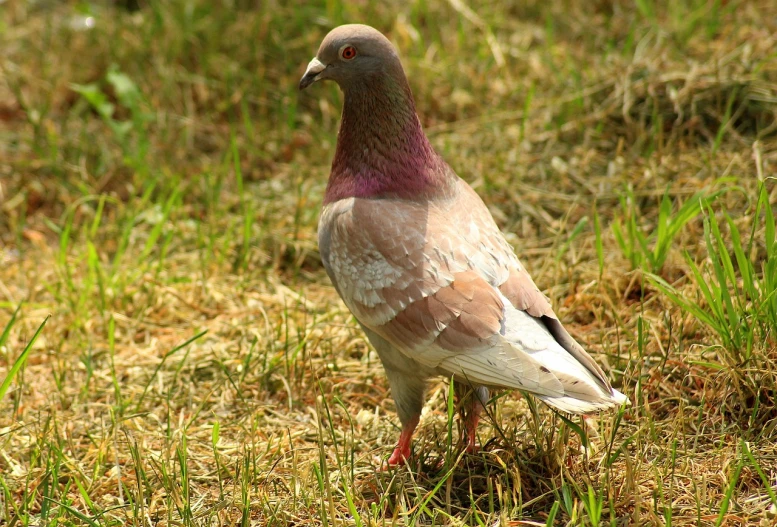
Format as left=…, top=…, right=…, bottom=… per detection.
left=539, top=387, right=629, bottom=414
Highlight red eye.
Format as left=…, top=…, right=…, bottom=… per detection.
left=341, top=46, right=357, bottom=60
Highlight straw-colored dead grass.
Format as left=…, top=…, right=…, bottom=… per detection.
left=1, top=0, right=776, bottom=525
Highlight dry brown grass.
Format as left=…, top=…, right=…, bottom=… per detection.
left=1, top=0, right=777, bottom=525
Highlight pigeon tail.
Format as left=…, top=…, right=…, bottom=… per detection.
left=537, top=387, right=629, bottom=415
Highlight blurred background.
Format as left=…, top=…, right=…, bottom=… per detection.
left=1, top=1, right=776, bottom=525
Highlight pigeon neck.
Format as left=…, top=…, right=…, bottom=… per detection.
left=324, top=74, right=451, bottom=204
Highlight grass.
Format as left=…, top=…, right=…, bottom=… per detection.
left=1, top=0, right=776, bottom=525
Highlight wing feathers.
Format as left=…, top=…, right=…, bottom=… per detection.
left=378, top=270, right=503, bottom=353
left=500, top=268, right=613, bottom=392
left=499, top=268, right=555, bottom=319
left=541, top=316, right=612, bottom=391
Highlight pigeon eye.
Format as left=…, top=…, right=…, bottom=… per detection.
left=340, top=46, right=357, bottom=60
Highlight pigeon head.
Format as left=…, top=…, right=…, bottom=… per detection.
left=299, top=24, right=402, bottom=91
left=300, top=24, right=453, bottom=203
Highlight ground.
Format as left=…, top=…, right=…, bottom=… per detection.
left=1, top=0, right=776, bottom=525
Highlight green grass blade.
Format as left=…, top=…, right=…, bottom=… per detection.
left=711, top=86, right=739, bottom=154
left=0, top=303, right=22, bottom=349
left=715, top=452, right=744, bottom=526
left=546, top=500, right=560, bottom=527
left=762, top=183, right=775, bottom=260
left=44, top=499, right=100, bottom=527
left=135, top=329, right=208, bottom=411
left=646, top=271, right=719, bottom=333
left=593, top=206, right=604, bottom=279
left=741, top=440, right=777, bottom=507
left=0, top=315, right=49, bottom=401
left=704, top=206, right=743, bottom=351
left=726, top=212, right=756, bottom=302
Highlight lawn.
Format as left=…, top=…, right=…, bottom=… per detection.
left=1, top=0, right=776, bottom=525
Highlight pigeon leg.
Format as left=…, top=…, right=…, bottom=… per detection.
left=455, top=383, right=489, bottom=453
left=379, top=362, right=427, bottom=467
left=388, top=414, right=420, bottom=466
left=463, top=400, right=481, bottom=453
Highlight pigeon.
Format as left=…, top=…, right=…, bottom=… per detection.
left=300, top=24, right=628, bottom=466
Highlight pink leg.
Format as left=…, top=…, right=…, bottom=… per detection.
left=388, top=415, right=419, bottom=466
left=463, top=400, right=482, bottom=453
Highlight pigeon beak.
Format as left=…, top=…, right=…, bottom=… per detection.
left=299, top=57, right=327, bottom=90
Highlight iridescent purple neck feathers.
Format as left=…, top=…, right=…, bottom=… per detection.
left=324, top=74, right=452, bottom=204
